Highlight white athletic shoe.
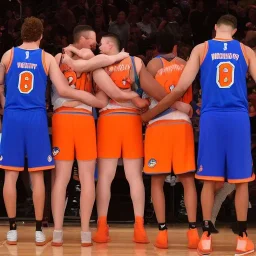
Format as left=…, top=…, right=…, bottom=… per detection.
left=35, top=231, right=50, bottom=246
left=81, top=231, right=93, bottom=247
left=51, top=230, right=63, bottom=247
left=7, top=230, right=18, bottom=245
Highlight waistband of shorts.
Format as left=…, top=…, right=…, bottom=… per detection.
left=152, top=108, right=173, bottom=119
left=54, top=106, right=92, bottom=115
left=99, top=108, right=140, bottom=117
left=147, top=119, right=191, bottom=128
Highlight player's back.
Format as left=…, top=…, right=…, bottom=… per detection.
left=5, top=47, right=48, bottom=111
left=155, top=56, right=192, bottom=104
left=200, top=39, right=248, bottom=114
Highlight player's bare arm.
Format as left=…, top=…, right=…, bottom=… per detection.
left=141, top=43, right=203, bottom=123
left=64, top=45, right=95, bottom=59
left=0, top=50, right=12, bottom=108
left=93, top=68, right=139, bottom=102
left=47, top=53, right=107, bottom=108
left=246, top=45, right=256, bottom=83
left=62, top=51, right=130, bottom=73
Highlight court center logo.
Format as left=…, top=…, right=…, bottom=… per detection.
left=52, top=147, right=60, bottom=157
left=148, top=158, right=157, bottom=168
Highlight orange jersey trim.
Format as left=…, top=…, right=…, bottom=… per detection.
left=0, top=165, right=23, bottom=171
left=100, top=108, right=139, bottom=116
left=6, top=47, right=14, bottom=73
left=195, top=174, right=225, bottom=182
left=213, top=38, right=233, bottom=41
left=42, top=50, right=48, bottom=75
left=240, top=43, right=249, bottom=66
left=200, top=41, right=208, bottom=65
left=54, top=106, right=92, bottom=114
left=228, top=174, right=255, bottom=184
left=29, top=165, right=55, bottom=172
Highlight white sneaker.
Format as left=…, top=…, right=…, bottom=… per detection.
left=35, top=231, right=50, bottom=246
left=81, top=231, right=93, bottom=247
left=7, top=230, right=18, bottom=245
left=51, top=230, right=63, bottom=247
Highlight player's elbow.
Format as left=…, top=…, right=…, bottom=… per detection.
left=57, top=87, right=70, bottom=98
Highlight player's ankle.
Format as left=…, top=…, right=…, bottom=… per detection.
left=202, top=220, right=212, bottom=236
left=158, top=223, right=167, bottom=231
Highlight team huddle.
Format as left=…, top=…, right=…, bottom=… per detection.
left=0, top=14, right=255, bottom=255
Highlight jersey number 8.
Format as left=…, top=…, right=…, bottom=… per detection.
left=18, top=71, right=34, bottom=94
left=216, top=61, right=235, bottom=89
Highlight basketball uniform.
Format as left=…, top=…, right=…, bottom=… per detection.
left=0, top=47, right=54, bottom=171
left=51, top=58, right=96, bottom=161
left=196, top=39, right=255, bottom=183
left=97, top=57, right=143, bottom=159
left=143, top=56, right=195, bottom=175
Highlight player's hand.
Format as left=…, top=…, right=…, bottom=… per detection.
left=115, top=51, right=129, bottom=62
left=62, top=53, right=73, bottom=67
left=132, top=97, right=150, bottom=109
left=172, top=101, right=192, bottom=116
left=63, top=45, right=76, bottom=56
left=141, top=110, right=151, bottom=124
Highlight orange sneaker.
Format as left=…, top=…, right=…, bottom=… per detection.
left=187, top=228, right=200, bottom=249
left=133, top=216, right=149, bottom=244
left=197, top=231, right=212, bottom=255
left=92, top=217, right=110, bottom=243
left=235, top=233, right=254, bottom=256
left=154, top=230, right=168, bottom=249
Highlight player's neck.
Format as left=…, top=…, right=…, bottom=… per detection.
left=19, top=42, right=40, bottom=50
left=109, top=49, right=120, bottom=55
left=215, top=32, right=233, bottom=40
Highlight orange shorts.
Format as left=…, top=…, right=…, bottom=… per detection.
left=144, top=120, right=195, bottom=175
left=52, top=109, right=96, bottom=161
left=97, top=113, right=143, bottom=159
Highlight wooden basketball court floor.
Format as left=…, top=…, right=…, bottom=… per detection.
left=0, top=225, right=256, bottom=256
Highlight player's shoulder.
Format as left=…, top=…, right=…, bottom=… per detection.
left=147, top=58, right=162, bottom=76
left=1, top=48, right=14, bottom=70
left=174, top=56, right=186, bottom=65
left=193, top=43, right=206, bottom=53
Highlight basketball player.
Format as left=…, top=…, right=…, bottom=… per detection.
left=51, top=25, right=140, bottom=247
left=142, top=15, right=256, bottom=255
left=142, top=32, right=199, bottom=249
left=0, top=17, right=110, bottom=246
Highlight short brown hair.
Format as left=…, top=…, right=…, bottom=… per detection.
left=21, top=17, right=44, bottom=42
left=217, top=14, right=237, bottom=29
left=73, top=25, right=94, bottom=43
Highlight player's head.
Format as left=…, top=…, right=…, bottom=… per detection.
left=21, top=17, right=43, bottom=43
left=156, top=32, right=176, bottom=54
left=73, top=25, right=96, bottom=50
left=99, top=33, right=122, bottom=55
left=215, top=14, right=237, bottom=36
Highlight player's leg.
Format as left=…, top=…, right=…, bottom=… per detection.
left=75, top=114, right=97, bottom=246
left=122, top=114, right=148, bottom=243
left=144, top=122, right=172, bottom=249
left=226, top=112, right=254, bottom=255
left=196, top=112, right=226, bottom=255
left=93, top=114, right=121, bottom=243
left=77, top=160, right=95, bottom=246
left=173, top=121, right=199, bottom=249
left=51, top=113, right=74, bottom=246
left=3, top=171, right=20, bottom=245
left=1, top=110, right=25, bottom=245
left=93, top=158, right=118, bottom=243
left=211, top=182, right=235, bottom=233
left=123, top=158, right=149, bottom=243
left=26, top=110, right=54, bottom=246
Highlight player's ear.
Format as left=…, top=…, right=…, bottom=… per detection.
left=232, top=28, right=237, bottom=36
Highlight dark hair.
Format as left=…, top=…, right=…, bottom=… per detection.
left=156, top=32, right=176, bottom=53
left=73, top=25, right=94, bottom=43
left=21, top=17, right=43, bottom=42
left=217, top=14, right=237, bottom=29
left=102, top=33, right=122, bottom=52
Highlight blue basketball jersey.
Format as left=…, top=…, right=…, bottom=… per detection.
left=5, top=47, right=48, bottom=110
left=200, top=39, right=248, bottom=114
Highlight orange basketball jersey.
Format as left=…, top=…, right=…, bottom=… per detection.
left=155, top=57, right=192, bottom=104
